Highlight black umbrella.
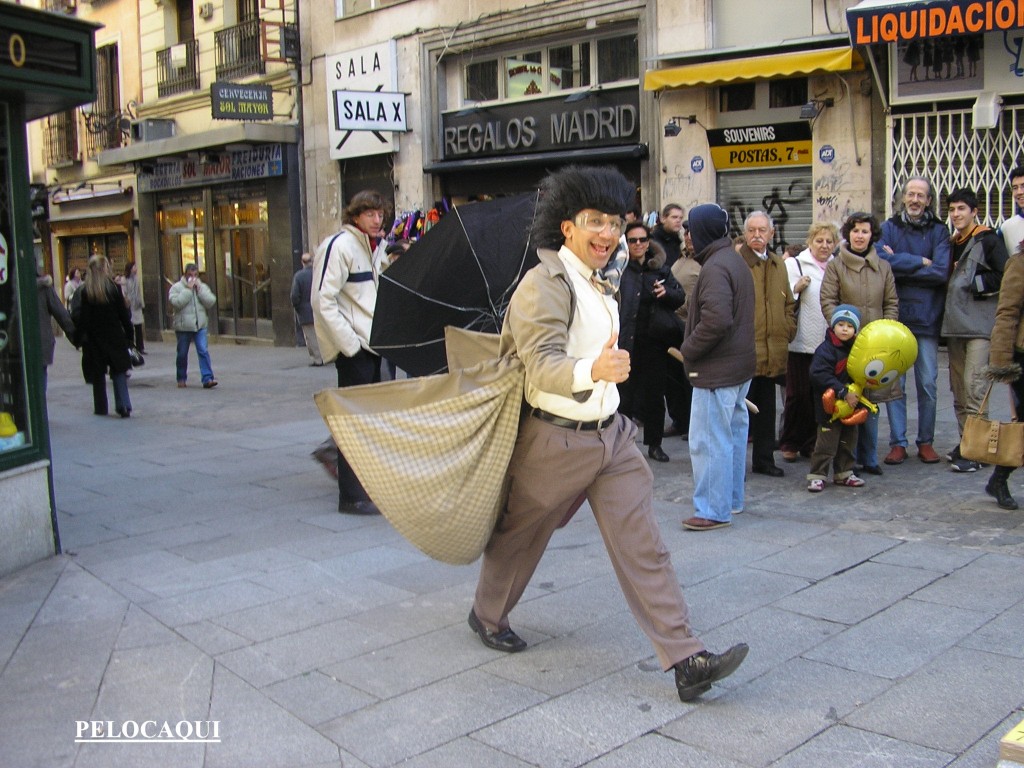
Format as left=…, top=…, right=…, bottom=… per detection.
left=371, top=192, right=539, bottom=376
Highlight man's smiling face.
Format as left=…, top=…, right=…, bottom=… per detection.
left=562, top=209, right=623, bottom=271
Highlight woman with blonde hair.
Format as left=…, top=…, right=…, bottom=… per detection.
left=72, top=255, right=134, bottom=417
left=779, top=221, right=839, bottom=461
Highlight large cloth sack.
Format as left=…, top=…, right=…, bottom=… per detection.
left=314, top=328, right=523, bottom=564
left=960, top=385, right=1024, bottom=468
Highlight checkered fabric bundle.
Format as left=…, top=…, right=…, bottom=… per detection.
left=314, top=330, right=523, bottom=564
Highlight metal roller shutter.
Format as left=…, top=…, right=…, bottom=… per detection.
left=717, top=167, right=814, bottom=253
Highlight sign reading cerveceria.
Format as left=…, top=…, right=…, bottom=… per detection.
left=706, top=122, right=812, bottom=170
left=211, top=82, right=273, bottom=120
left=847, top=0, right=1024, bottom=45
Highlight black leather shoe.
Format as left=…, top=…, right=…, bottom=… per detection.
left=338, top=499, right=381, bottom=515
left=674, top=644, right=749, bottom=702
left=648, top=446, right=670, bottom=462
left=855, top=464, right=884, bottom=476
left=985, top=476, right=1019, bottom=510
left=752, top=464, right=784, bottom=477
left=468, top=609, right=526, bottom=653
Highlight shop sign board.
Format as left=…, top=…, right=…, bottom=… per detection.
left=440, top=87, right=639, bottom=161
left=847, top=0, right=1024, bottom=46
left=211, top=82, right=273, bottom=120
left=137, top=145, right=283, bottom=193
left=706, top=122, right=812, bottom=170
left=325, top=40, right=399, bottom=160
left=332, top=89, right=407, bottom=132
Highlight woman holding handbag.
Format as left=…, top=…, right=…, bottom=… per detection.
left=617, top=221, right=685, bottom=462
left=983, top=242, right=1024, bottom=509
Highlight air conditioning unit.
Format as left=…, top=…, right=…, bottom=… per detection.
left=169, top=43, right=188, bottom=69
left=130, top=119, right=176, bottom=143
left=197, top=2, right=213, bottom=19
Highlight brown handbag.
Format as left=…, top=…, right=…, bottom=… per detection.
left=959, top=384, right=1024, bottom=467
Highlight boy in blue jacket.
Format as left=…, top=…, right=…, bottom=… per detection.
left=807, top=305, right=867, bottom=492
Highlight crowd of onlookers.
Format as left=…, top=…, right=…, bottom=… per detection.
left=618, top=166, right=1024, bottom=527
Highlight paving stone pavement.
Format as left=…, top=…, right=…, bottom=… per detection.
left=0, top=340, right=1021, bottom=768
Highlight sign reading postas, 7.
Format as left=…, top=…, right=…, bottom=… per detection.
left=706, top=122, right=812, bottom=170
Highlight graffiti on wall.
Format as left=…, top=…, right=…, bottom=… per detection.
left=725, top=178, right=811, bottom=252
left=815, top=161, right=855, bottom=225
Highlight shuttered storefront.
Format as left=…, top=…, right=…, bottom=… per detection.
left=717, top=166, right=814, bottom=252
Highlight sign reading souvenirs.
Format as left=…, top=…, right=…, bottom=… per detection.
left=211, top=82, right=273, bottom=120
left=847, top=0, right=1024, bottom=45
left=333, top=89, right=407, bottom=132
left=325, top=40, right=399, bottom=160
left=706, top=122, right=812, bottom=170
left=137, top=145, right=284, bottom=193
left=440, top=87, right=639, bottom=161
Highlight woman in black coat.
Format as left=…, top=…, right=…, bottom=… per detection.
left=618, top=221, right=685, bottom=462
left=72, top=255, right=134, bottom=417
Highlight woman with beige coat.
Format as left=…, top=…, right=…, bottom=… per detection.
left=820, top=212, right=899, bottom=475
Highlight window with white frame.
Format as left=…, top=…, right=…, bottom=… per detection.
left=459, top=32, right=638, bottom=106
left=336, top=0, right=406, bottom=18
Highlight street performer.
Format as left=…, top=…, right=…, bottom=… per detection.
left=468, top=165, right=749, bottom=702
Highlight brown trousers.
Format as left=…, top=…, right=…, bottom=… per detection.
left=473, top=413, right=704, bottom=670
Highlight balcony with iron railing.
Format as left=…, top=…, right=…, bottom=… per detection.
left=215, top=20, right=265, bottom=81
left=44, top=110, right=79, bottom=168
left=156, top=39, right=200, bottom=98
left=82, top=109, right=126, bottom=157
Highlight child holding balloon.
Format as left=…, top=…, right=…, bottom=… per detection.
left=806, top=305, right=867, bottom=492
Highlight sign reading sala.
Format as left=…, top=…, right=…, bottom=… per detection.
left=211, top=82, right=273, bottom=120
left=441, top=87, right=639, bottom=161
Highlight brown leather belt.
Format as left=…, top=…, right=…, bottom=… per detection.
left=530, top=407, right=616, bottom=431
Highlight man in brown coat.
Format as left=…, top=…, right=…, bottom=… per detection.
left=739, top=211, right=797, bottom=476
left=469, top=166, right=748, bottom=703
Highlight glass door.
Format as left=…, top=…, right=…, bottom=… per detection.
left=157, top=201, right=206, bottom=330
left=213, top=196, right=270, bottom=338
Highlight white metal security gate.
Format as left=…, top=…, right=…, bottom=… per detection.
left=889, top=106, right=1024, bottom=226
left=717, top=167, right=814, bottom=252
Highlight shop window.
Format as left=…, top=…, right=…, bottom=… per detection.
left=465, top=60, right=499, bottom=102
left=597, top=35, right=637, bottom=84
left=720, top=82, right=756, bottom=112
left=59, top=233, right=129, bottom=278
left=769, top=78, right=807, bottom=109
left=550, top=42, right=591, bottom=91
left=0, top=104, right=32, bottom=458
left=458, top=31, right=637, bottom=106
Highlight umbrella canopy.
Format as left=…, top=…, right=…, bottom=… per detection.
left=370, top=192, right=540, bottom=376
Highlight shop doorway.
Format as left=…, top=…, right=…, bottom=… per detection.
left=718, top=167, right=813, bottom=252
left=212, top=195, right=271, bottom=339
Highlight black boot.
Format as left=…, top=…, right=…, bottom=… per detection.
left=985, top=466, right=1019, bottom=510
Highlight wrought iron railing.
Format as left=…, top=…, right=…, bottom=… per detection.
left=156, top=39, right=200, bottom=98
left=81, top=109, right=125, bottom=156
left=215, top=20, right=265, bottom=81
left=43, top=110, right=79, bottom=168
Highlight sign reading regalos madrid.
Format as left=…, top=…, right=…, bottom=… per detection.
left=325, top=41, right=402, bottom=160
left=440, top=87, right=639, bottom=161
left=847, top=0, right=1024, bottom=45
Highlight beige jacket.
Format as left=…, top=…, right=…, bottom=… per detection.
left=989, top=252, right=1024, bottom=368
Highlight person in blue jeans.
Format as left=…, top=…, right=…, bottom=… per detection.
left=168, top=263, right=218, bottom=389
left=877, top=176, right=950, bottom=465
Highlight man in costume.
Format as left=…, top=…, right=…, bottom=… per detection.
left=468, top=166, right=748, bottom=702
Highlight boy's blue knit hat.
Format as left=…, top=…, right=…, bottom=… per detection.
left=831, top=304, right=861, bottom=333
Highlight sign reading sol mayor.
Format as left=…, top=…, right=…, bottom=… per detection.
left=847, top=0, right=1024, bottom=45
left=706, top=122, right=812, bottom=170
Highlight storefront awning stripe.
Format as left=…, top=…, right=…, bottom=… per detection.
left=846, top=0, right=1024, bottom=45
left=643, top=47, right=864, bottom=91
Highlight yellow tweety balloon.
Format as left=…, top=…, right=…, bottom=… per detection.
left=828, top=319, right=918, bottom=422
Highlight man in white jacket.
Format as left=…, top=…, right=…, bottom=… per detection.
left=311, top=190, right=389, bottom=515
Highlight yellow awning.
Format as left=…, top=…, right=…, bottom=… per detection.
left=644, top=47, right=864, bottom=91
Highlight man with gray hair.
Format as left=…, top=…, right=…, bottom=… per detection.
left=739, top=211, right=797, bottom=477
left=877, top=176, right=950, bottom=466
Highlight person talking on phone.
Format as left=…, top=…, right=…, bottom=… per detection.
left=168, top=262, right=218, bottom=389
left=617, top=221, right=685, bottom=462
